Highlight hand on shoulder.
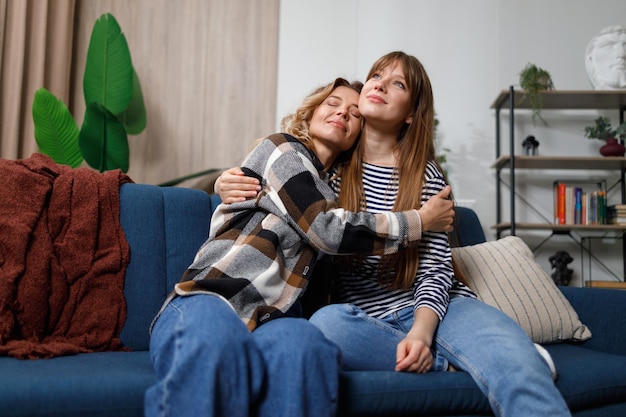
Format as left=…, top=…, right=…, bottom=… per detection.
left=418, top=186, right=454, bottom=233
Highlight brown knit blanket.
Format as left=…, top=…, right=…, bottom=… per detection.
left=0, top=154, right=132, bottom=359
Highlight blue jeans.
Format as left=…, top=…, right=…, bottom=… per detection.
left=145, top=294, right=340, bottom=417
left=309, top=297, right=571, bottom=417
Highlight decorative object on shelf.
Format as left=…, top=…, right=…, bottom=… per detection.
left=549, top=251, right=573, bottom=286
left=522, top=135, right=539, bottom=155
left=585, top=25, right=626, bottom=90
left=518, top=63, right=555, bottom=125
left=32, top=13, right=146, bottom=173
left=599, top=138, right=626, bottom=157
left=583, top=116, right=626, bottom=156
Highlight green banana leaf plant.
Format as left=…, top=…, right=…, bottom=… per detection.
left=32, top=13, right=146, bottom=172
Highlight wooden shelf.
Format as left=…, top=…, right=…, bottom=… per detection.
left=491, top=89, right=626, bottom=111
left=585, top=280, right=626, bottom=289
left=493, top=222, right=626, bottom=232
left=492, top=155, right=626, bottom=170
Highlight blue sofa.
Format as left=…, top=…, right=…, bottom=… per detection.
left=1, top=183, right=625, bottom=416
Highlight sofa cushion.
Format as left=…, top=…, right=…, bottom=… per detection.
left=547, top=343, right=626, bottom=412
left=452, top=236, right=591, bottom=344
left=337, top=343, right=626, bottom=416
left=560, top=286, right=626, bottom=357
left=337, top=370, right=490, bottom=416
left=0, top=351, right=153, bottom=417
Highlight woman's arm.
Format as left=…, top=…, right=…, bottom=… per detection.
left=232, top=134, right=421, bottom=256
left=395, top=307, right=439, bottom=373
left=217, top=165, right=455, bottom=233
left=396, top=162, right=456, bottom=373
left=412, top=162, right=456, bottom=320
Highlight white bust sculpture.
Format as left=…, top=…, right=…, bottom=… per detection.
left=585, top=25, right=626, bottom=90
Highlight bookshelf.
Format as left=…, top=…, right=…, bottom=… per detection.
left=491, top=90, right=626, bottom=111
left=494, top=223, right=626, bottom=232
left=491, top=156, right=626, bottom=233
left=492, top=87, right=626, bottom=283
left=492, top=155, right=626, bottom=171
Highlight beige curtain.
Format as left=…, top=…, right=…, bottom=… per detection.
left=1, top=0, right=279, bottom=185
left=0, top=0, right=76, bottom=160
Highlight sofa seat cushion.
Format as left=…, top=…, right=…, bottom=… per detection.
left=0, top=351, right=153, bottom=417
left=337, top=370, right=491, bottom=416
left=547, top=343, right=626, bottom=412
left=337, top=344, right=626, bottom=416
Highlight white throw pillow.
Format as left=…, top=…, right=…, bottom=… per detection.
left=452, top=236, right=592, bottom=344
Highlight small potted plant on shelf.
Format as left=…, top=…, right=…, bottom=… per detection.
left=584, top=116, right=626, bottom=157
left=518, top=63, right=555, bottom=126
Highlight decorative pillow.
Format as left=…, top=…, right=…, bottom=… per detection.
left=451, top=236, right=592, bottom=344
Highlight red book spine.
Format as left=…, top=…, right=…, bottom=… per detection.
left=558, top=183, right=566, bottom=224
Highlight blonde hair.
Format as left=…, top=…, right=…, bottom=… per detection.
left=338, top=51, right=464, bottom=289
left=248, top=78, right=362, bottom=154
left=280, top=78, right=363, bottom=153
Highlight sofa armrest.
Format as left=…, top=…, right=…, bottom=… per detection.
left=119, top=184, right=217, bottom=350
left=560, top=286, right=626, bottom=356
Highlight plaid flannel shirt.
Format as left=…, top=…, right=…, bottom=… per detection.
left=167, top=133, right=423, bottom=330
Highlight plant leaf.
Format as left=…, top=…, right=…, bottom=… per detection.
left=119, top=68, right=147, bottom=135
left=79, top=102, right=129, bottom=172
left=32, top=88, right=82, bottom=167
left=83, top=13, right=133, bottom=115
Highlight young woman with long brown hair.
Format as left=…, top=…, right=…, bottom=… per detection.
left=313, top=51, right=570, bottom=417
left=218, top=51, right=571, bottom=417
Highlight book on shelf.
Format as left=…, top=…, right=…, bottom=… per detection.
left=607, top=204, right=626, bottom=224
left=553, top=179, right=607, bottom=225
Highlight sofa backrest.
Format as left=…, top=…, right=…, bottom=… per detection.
left=452, top=206, right=486, bottom=247
left=117, top=185, right=485, bottom=351
left=118, top=183, right=220, bottom=350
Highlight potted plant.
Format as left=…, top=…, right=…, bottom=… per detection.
left=32, top=13, right=146, bottom=173
left=518, top=63, right=555, bottom=125
left=584, top=116, right=626, bottom=156
left=433, top=116, right=450, bottom=175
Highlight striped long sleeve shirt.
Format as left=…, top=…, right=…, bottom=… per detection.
left=332, top=161, right=476, bottom=321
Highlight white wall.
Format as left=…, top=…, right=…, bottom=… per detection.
left=277, top=0, right=626, bottom=285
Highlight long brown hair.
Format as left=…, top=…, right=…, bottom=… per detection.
left=338, top=51, right=465, bottom=289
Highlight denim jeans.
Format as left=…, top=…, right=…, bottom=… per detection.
left=145, top=294, right=340, bottom=417
left=309, top=297, right=571, bottom=417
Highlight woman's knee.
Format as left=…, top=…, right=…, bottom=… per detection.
left=258, top=318, right=330, bottom=346
left=255, top=318, right=340, bottom=363
left=443, top=298, right=527, bottom=338
left=309, top=303, right=352, bottom=332
left=153, top=295, right=251, bottom=356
